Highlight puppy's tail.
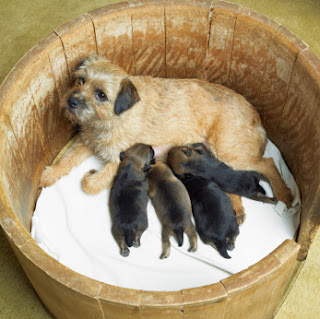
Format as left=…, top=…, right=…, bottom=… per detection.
left=217, top=241, right=231, bottom=259
left=174, top=227, right=184, bottom=247
left=124, top=230, right=134, bottom=247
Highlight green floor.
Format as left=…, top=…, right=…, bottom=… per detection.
left=0, top=0, right=320, bottom=318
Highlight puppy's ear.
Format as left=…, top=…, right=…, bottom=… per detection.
left=182, top=148, right=192, bottom=157
left=120, top=152, right=126, bottom=161
left=142, top=164, right=152, bottom=172
left=114, top=79, right=140, bottom=116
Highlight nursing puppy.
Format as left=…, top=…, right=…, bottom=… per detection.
left=180, top=175, right=240, bottom=259
left=147, top=161, right=197, bottom=259
left=109, top=143, right=155, bottom=257
left=167, top=143, right=277, bottom=203
left=40, top=54, right=292, bottom=212
left=167, top=143, right=277, bottom=223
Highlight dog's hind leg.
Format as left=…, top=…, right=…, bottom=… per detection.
left=185, top=222, right=198, bottom=252
left=116, top=236, right=130, bottom=257
left=160, top=226, right=171, bottom=259
left=228, top=194, right=246, bottom=225
left=244, top=158, right=292, bottom=207
left=82, top=161, right=120, bottom=194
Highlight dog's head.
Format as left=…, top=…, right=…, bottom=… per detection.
left=62, top=55, right=140, bottom=125
left=167, top=143, right=211, bottom=177
left=119, top=143, right=156, bottom=174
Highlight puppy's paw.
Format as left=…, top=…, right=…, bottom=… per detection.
left=160, top=252, right=169, bottom=259
left=236, top=211, right=246, bottom=225
left=188, top=246, right=197, bottom=253
left=120, top=248, right=130, bottom=257
left=39, top=165, right=63, bottom=188
left=82, top=170, right=111, bottom=194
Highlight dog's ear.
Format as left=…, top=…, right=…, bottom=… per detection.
left=114, top=79, right=140, bottom=116
left=120, top=151, right=126, bottom=161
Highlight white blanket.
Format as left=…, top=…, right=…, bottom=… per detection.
left=31, top=140, right=301, bottom=291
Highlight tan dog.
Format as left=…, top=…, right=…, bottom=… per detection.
left=147, top=161, right=197, bottom=259
left=40, top=55, right=292, bottom=214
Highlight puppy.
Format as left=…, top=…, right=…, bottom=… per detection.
left=147, top=161, right=197, bottom=259
left=40, top=54, right=292, bottom=212
left=167, top=143, right=277, bottom=224
left=179, top=175, right=240, bottom=259
left=109, top=143, right=155, bottom=257
left=167, top=143, right=277, bottom=203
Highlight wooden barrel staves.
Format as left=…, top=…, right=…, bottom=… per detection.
left=1, top=1, right=319, bottom=318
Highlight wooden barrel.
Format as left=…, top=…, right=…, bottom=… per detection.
left=1, top=1, right=319, bottom=318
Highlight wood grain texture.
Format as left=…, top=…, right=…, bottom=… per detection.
left=165, top=0, right=211, bottom=79
left=89, top=2, right=136, bottom=74
left=0, top=1, right=319, bottom=317
left=130, top=0, right=166, bottom=77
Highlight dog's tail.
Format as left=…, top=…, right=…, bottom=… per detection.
left=124, top=229, right=135, bottom=247
left=174, top=227, right=184, bottom=247
left=216, top=241, right=231, bottom=259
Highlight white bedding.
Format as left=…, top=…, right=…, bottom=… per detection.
left=31, top=140, right=301, bottom=291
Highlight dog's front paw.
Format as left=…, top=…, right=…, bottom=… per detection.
left=82, top=170, right=111, bottom=194
left=39, top=165, right=62, bottom=188
left=236, top=211, right=246, bottom=225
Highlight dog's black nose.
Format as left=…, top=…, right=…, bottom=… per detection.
left=68, top=95, right=80, bottom=109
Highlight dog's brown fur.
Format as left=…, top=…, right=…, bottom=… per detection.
left=147, top=161, right=197, bottom=259
left=40, top=55, right=292, bottom=209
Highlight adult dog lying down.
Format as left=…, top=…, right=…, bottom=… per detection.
left=40, top=55, right=292, bottom=211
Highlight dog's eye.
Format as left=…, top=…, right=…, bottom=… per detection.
left=95, top=89, right=108, bottom=102
left=77, top=77, right=85, bottom=85
left=195, top=149, right=204, bottom=155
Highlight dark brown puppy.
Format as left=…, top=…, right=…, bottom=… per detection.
left=109, top=143, right=155, bottom=257
left=167, top=143, right=277, bottom=203
left=147, top=161, right=198, bottom=259
left=179, top=175, right=240, bottom=259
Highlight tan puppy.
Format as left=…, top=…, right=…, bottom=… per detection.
left=147, top=161, right=197, bottom=259
left=40, top=55, right=292, bottom=212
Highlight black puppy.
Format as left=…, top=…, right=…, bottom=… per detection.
left=180, top=175, right=240, bottom=259
left=167, top=143, right=277, bottom=204
left=147, top=161, right=197, bottom=259
left=109, top=143, right=155, bottom=257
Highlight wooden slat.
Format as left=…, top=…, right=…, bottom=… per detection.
left=0, top=119, right=31, bottom=229
left=55, top=13, right=97, bottom=78
left=129, top=0, right=166, bottom=77
left=206, top=1, right=240, bottom=85
left=165, top=0, right=211, bottom=79
left=99, top=285, right=141, bottom=319
left=228, top=7, right=280, bottom=110
left=140, top=290, right=184, bottom=318
left=182, top=283, right=227, bottom=318
left=260, top=25, right=307, bottom=144
left=222, top=240, right=299, bottom=319
left=10, top=239, right=104, bottom=319
left=89, top=2, right=136, bottom=74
